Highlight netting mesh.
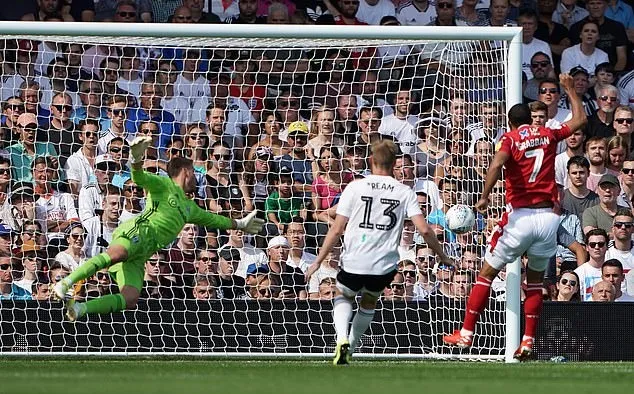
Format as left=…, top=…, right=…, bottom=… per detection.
left=0, top=31, right=512, bottom=358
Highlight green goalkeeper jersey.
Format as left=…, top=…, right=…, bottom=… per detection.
left=130, top=168, right=233, bottom=248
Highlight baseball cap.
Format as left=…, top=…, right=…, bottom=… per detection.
left=0, top=223, right=13, bottom=236
left=218, top=246, right=241, bottom=261
left=599, top=173, right=620, bottom=187
left=569, top=66, right=589, bottom=78
left=246, top=263, right=270, bottom=276
left=95, top=154, right=118, bottom=171
left=18, top=239, right=40, bottom=254
left=267, top=235, right=290, bottom=249
left=10, top=182, right=35, bottom=202
left=17, top=112, right=38, bottom=127
left=255, top=146, right=273, bottom=159
left=287, top=121, right=309, bottom=135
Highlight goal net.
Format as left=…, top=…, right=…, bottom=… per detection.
left=0, top=23, right=522, bottom=360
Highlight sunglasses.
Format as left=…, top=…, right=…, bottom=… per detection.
left=70, top=233, right=85, bottom=239
left=614, top=222, right=634, bottom=229
left=402, top=270, right=417, bottom=277
left=19, top=123, right=38, bottom=131
left=539, top=87, right=559, bottom=94
left=189, top=134, right=206, bottom=140
left=622, top=168, right=634, bottom=174
left=9, top=104, right=25, bottom=111
left=390, top=283, right=405, bottom=289
left=109, top=146, right=130, bottom=154
left=438, top=263, right=455, bottom=271
left=417, top=256, right=435, bottom=263
left=0, top=168, right=9, bottom=175
left=0, top=264, right=11, bottom=270
left=139, top=128, right=157, bottom=134
left=588, top=241, right=606, bottom=248
left=109, top=108, right=126, bottom=116
left=147, top=259, right=160, bottom=266
left=615, top=118, right=633, bottom=125
left=96, top=272, right=110, bottom=280
left=117, top=11, right=136, bottom=17
left=214, top=154, right=231, bottom=160
left=23, top=230, right=41, bottom=237
left=531, top=61, right=550, bottom=68
left=437, top=2, right=453, bottom=7
left=84, top=131, right=98, bottom=138
left=125, top=185, right=141, bottom=193
left=199, top=256, right=219, bottom=263
left=599, top=96, right=618, bottom=103
left=560, top=278, right=577, bottom=287
left=52, top=104, right=72, bottom=112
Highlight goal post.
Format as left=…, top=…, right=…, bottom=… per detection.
left=0, top=22, right=522, bottom=361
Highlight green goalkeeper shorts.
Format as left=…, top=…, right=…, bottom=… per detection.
left=107, top=218, right=161, bottom=291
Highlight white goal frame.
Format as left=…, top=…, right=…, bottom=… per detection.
left=0, top=21, right=523, bottom=362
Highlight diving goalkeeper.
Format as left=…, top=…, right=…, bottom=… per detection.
left=53, top=136, right=265, bottom=321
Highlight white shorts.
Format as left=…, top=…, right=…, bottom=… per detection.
left=485, top=208, right=559, bottom=272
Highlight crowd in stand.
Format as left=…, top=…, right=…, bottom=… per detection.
left=0, top=0, right=634, bottom=304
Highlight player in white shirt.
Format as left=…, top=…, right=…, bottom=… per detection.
left=306, top=140, right=452, bottom=365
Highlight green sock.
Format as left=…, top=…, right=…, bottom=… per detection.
left=84, top=293, right=127, bottom=315
left=66, top=253, right=113, bottom=285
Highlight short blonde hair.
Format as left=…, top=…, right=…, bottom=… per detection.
left=371, top=139, right=399, bottom=169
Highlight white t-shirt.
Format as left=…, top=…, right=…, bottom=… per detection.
left=117, top=76, right=142, bottom=101
left=78, top=183, right=103, bottom=223
left=64, top=149, right=96, bottom=189
left=83, top=216, right=115, bottom=258
left=54, top=250, right=86, bottom=272
left=220, top=244, right=268, bottom=279
left=397, top=1, right=436, bottom=26
left=161, top=95, right=191, bottom=125
left=287, top=251, right=316, bottom=273
left=337, top=174, right=422, bottom=276
left=617, top=69, right=634, bottom=108
left=560, top=44, right=609, bottom=77
left=356, top=0, right=396, bottom=25
left=555, top=151, right=573, bottom=188
left=1, top=74, right=27, bottom=101
left=378, top=114, right=418, bottom=154
left=547, top=108, right=573, bottom=154
left=522, top=38, right=553, bottom=79
left=174, top=74, right=210, bottom=106
left=97, top=129, right=134, bottom=155
left=35, top=191, right=79, bottom=240
left=308, top=265, right=339, bottom=294
left=574, top=262, right=602, bottom=301
left=605, top=245, right=634, bottom=292
left=190, top=96, right=255, bottom=137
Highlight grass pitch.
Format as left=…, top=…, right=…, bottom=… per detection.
left=0, top=359, right=632, bottom=394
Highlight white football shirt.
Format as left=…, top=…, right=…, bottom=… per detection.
left=337, top=174, right=422, bottom=276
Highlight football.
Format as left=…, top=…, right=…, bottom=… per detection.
left=445, top=204, right=476, bottom=234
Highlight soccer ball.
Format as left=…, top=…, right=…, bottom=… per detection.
left=445, top=204, right=476, bottom=234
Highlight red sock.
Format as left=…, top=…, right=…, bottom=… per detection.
left=523, top=284, right=543, bottom=339
left=463, top=276, right=493, bottom=332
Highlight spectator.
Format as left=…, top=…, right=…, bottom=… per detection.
left=218, top=228, right=268, bottom=278
left=19, top=220, right=45, bottom=250
left=606, top=135, right=628, bottom=174
left=8, top=112, right=58, bottom=183
left=552, top=0, right=588, bottom=29
left=215, top=246, right=246, bottom=299
left=5, top=182, right=36, bottom=233
left=557, top=67, right=598, bottom=116
left=83, top=186, right=121, bottom=258
left=0, top=224, right=13, bottom=256
left=612, top=106, right=633, bottom=148
left=141, top=252, right=169, bottom=299
left=583, top=174, right=626, bottom=234
left=194, top=248, right=218, bottom=276
left=397, top=0, right=436, bottom=26
left=593, top=62, right=615, bottom=100
left=618, top=155, right=634, bottom=209
left=64, top=119, right=100, bottom=197
left=0, top=253, right=31, bottom=300
left=37, top=57, right=82, bottom=111
left=48, top=261, right=70, bottom=290
left=278, top=121, right=314, bottom=195
left=285, top=217, right=317, bottom=272
left=119, top=179, right=144, bottom=224
left=244, top=263, right=272, bottom=299
left=465, top=102, right=505, bottom=157
left=553, top=270, right=581, bottom=301
left=575, top=228, right=608, bottom=301
left=21, top=0, right=73, bottom=21
left=555, top=130, right=585, bottom=190
left=308, top=106, right=344, bottom=159
left=311, top=144, right=353, bottom=225
left=379, top=89, right=418, bottom=155
left=31, top=274, right=51, bottom=301
left=267, top=235, right=307, bottom=299
left=586, top=84, right=619, bottom=139
left=537, top=80, right=573, bottom=138
left=247, top=111, right=283, bottom=159
left=601, top=258, right=634, bottom=301
left=316, top=277, right=337, bottom=300
left=33, top=156, right=78, bottom=256
left=241, top=146, right=273, bottom=214
left=20, top=80, right=50, bottom=127
left=617, top=69, right=634, bottom=109
left=40, top=92, right=78, bottom=167
left=353, top=106, right=382, bottom=150
left=54, top=221, right=87, bottom=272
left=590, top=279, right=616, bottom=301
left=394, top=154, right=416, bottom=189
left=1, top=97, right=26, bottom=147
left=13, top=240, right=44, bottom=293
left=100, top=0, right=151, bottom=22
left=99, top=96, right=133, bottom=155
left=192, top=275, right=217, bottom=300
left=456, top=0, right=487, bottom=25
left=523, top=52, right=556, bottom=101
left=397, top=219, right=416, bottom=261
left=427, top=176, right=459, bottom=243
left=568, top=0, right=627, bottom=72
left=560, top=21, right=609, bottom=78
left=126, top=79, right=179, bottom=153
left=266, top=3, right=290, bottom=23
left=585, top=137, right=608, bottom=192
left=265, top=168, right=307, bottom=235
left=535, top=0, right=569, bottom=64
left=604, top=209, right=634, bottom=269
left=413, top=115, right=450, bottom=180
left=1, top=42, right=37, bottom=102
left=450, top=270, right=474, bottom=299
left=384, top=271, right=412, bottom=301
left=78, top=154, right=117, bottom=222
left=308, top=242, right=339, bottom=299
left=519, top=9, right=553, bottom=80
left=166, top=223, right=199, bottom=288
left=226, top=0, right=265, bottom=23
left=71, top=79, right=108, bottom=127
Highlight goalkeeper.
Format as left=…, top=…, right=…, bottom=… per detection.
left=53, top=136, right=264, bottom=321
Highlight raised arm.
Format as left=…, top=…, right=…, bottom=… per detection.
left=560, top=73, right=588, bottom=133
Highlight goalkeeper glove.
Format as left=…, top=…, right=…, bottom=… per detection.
left=235, top=210, right=265, bottom=234
left=129, top=136, right=153, bottom=164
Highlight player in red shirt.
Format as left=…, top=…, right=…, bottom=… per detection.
left=443, top=74, right=587, bottom=360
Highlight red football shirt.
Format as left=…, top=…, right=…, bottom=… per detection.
left=498, top=123, right=572, bottom=209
